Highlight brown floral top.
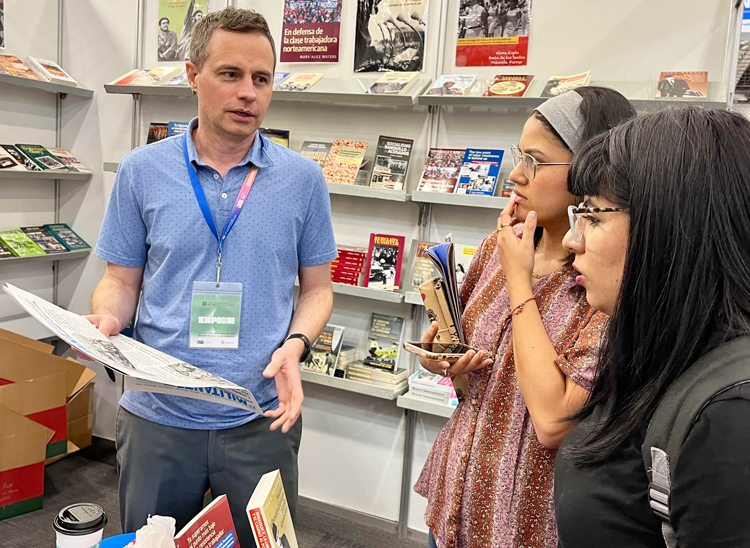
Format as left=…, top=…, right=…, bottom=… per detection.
left=414, top=231, right=607, bottom=548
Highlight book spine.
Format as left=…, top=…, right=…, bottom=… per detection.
left=248, top=508, right=273, bottom=548
left=363, top=233, right=376, bottom=288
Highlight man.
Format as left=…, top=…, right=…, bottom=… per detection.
left=88, top=8, right=336, bottom=547
left=657, top=74, right=691, bottom=97
left=157, top=17, right=179, bottom=61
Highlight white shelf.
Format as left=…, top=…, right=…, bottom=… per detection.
left=327, top=183, right=409, bottom=202
left=331, top=282, right=404, bottom=303
left=0, top=169, right=91, bottom=181
left=301, top=370, right=407, bottom=400
left=411, top=191, right=510, bottom=209
left=104, top=83, right=194, bottom=97
left=0, top=72, right=94, bottom=98
left=404, top=291, right=423, bottom=306
left=0, top=248, right=91, bottom=265
left=397, top=392, right=456, bottom=418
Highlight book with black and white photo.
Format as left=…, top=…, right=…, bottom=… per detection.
left=454, top=148, right=504, bottom=196
left=300, top=324, right=345, bottom=376
left=416, top=148, right=465, bottom=193
left=48, top=148, right=91, bottom=174
left=367, top=72, right=419, bottom=95
left=15, top=144, right=66, bottom=171
left=425, top=74, right=477, bottom=96
left=25, top=56, right=78, bottom=87
left=20, top=226, right=68, bottom=254
left=0, top=148, right=27, bottom=172
left=369, top=136, right=413, bottom=190
left=1, top=144, right=42, bottom=171
left=0, top=240, right=13, bottom=260
left=406, top=240, right=440, bottom=292
left=43, top=223, right=90, bottom=251
left=364, top=233, right=405, bottom=291
left=147, top=123, right=169, bottom=144
left=300, top=141, right=332, bottom=166
left=540, top=71, right=591, bottom=98
left=274, top=73, right=323, bottom=92
left=363, top=313, right=405, bottom=372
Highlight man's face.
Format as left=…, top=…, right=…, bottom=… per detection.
left=187, top=30, right=274, bottom=142
left=194, top=11, right=203, bottom=23
left=160, top=19, right=169, bottom=32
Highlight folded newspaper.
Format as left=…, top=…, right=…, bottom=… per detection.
left=3, top=284, right=262, bottom=413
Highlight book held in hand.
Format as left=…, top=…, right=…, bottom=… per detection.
left=417, top=149, right=465, bottom=193
left=321, top=140, right=368, bottom=185
left=247, top=470, right=299, bottom=548
left=369, top=136, right=413, bottom=190
left=364, top=233, right=405, bottom=291
left=454, top=149, right=504, bottom=196
left=483, top=75, right=534, bottom=97
left=274, top=73, right=323, bottom=92
left=367, top=71, right=419, bottom=95
left=655, top=71, right=708, bottom=99
left=43, top=223, right=90, bottom=251
left=425, top=74, right=477, bottom=96
left=0, top=229, right=46, bottom=257
left=15, top=144, right=66, bottom=171
left=301, top=324, right=345, bottom=376
left=21, top=227, right=67, bottom=254
left=300, top=141, right=332, bottom=166
left=540, top=71, right=591, bottom=98
left=25, top=56, right=78, bottom=87
left=174, top=494, right=239, bottom=548
left=363, top=313, right=405, bottom=372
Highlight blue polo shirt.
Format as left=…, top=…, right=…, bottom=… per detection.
left=95, top=118, right=337, bottom=429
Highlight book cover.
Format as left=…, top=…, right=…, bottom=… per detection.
left=43, top=223, right=90, bottom=251
left=299, top=141, right=332, bottom=166
left=108, top=69, right=145, bottom=86
left=161, top=69, right=189, bottom=87
left=20, top=226, right=67, bottom=254
left=417, top=149, right=465, bottom=193
left=655, top=71, right=708, bottom=99
left=406, top=240, right=440, bottom=292
left=168, top=121, right=190, bottom=137
left=147, top=123, right=169, bottom=144
left=0, top=145, right=41, bottom=172
left=25, top=56, right=78, bottom=87
left=273, top=72, right=290, bottom=87
left=364, top=233, right=405, bottom=291
left=540, top=71, right=591, bottom=98
left=15, top=145, right=66, bottom=171
left=483, top=75, right=534, bottom=97
left=274, top=73, right=323, bottom=92
left=259, top=128, right=290, bottom=148
left=454, top=148, right=504, bottom=196
left=363, top=313, right=404, bottom=372
left=453, top=243, right=478, bottom=287
left=0, top=55, right=42, bottom=80
left=174, top=494, right=240, bottom=548
left=301, top=324, right=345, bottom=376
left=367, top=72, right=419, bottom=95
left=48, top=148, right=90, bottom=174
left=321, top=140, right=368, bottom=185
left=0, top=229, right=46, bottom=257
left=0, top=240, right=13, bottom=259
left=425, top=74, right=477, bottom=96
left=369, top=136, right=413, bottom=190
left=0, top=149, right=26, bottom=172
left=247, top=470, right=299, bottom=548
left=129, top=66, right=182, bottom=86
left=281, top=1, right=342, bottom=63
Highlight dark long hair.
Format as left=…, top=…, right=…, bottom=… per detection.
left=566, top=107, right=750, bottom=465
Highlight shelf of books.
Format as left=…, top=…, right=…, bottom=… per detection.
left=300, top=370, right=407, bottom=400
left=0, top=72, right=94, bottom=98
left=331, top=282, right=404, bottom=304
left=411, top=191, right=511, bottom=210
left=0, top=169, right=91, bottom=181
left=273, top=76, right=433, bottom=106
left=0, top=248, right=90, bottom=264
left=103, top=83, right=194, bottom=97
left=326, top=183, right=409, bottom=202
left=397, top=392, right=456, bottom=419
left=0, top=224, right=92, bottom=263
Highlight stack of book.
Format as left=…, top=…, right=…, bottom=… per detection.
left=332, top=246, right=367, bottom=286
left=346, top=361, right=408, bottom=391
left=408, top=369, right=459, bottom=407
left=335, top=345, right=358, bottom=378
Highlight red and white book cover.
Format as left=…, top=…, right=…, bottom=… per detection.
left=247, top=470, right=299, bottom=548
left=174, top=494, right=239, bottom=548
left=363, top=233, right=405, bottom=292
left=483, top=75, right=534, bottom=97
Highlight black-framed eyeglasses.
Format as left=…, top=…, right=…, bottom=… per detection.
left=567, top=202, right=626, bottom=242
left=510, top=144, right=571, bottom=180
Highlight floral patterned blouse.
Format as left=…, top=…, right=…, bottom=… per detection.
left=414, top=231, right=607, bottom=548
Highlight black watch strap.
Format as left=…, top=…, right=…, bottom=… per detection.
left=284, top=333, right=312, bottom=362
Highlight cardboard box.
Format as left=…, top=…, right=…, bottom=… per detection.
left=0, top=335, right=96, bottom=459
left=44, top=381, right=95, bottom=465
left=0, top=406, right=54, bottom=520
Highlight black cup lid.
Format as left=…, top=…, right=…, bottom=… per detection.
left=53, top=503, right=107, bottom=535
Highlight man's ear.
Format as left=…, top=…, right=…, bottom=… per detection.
left=186, top=61, right=198, bottom=93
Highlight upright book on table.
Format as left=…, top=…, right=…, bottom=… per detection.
left=364, top=233, right=405, bottom=291
left=20, top=227, right=67, bottom=254
left=369, top=136, right=413, bottom=190
left=15, top=145, right=66, bottom=171
left=367, top=71, right=419, bottom=95
left=425, top=74, right=477, bottom=96
left=300, top=324, right=345, bottom=376
left=25, top=56, right=78, bottom=87
left=299, top=141, right=332, bottom=166
left=174, top=494, right=240, bottom=548
left=655, top=71, right=708, bottom=98
left=417, top=149, right=465, bottom=193
left=483, top=75, right=534, bottom=97
left=247, top=470, right=299, bottom=548
left=48, top=148, right=90, bottom=174
left=274, top=73, right=323, bottom=92
left=540, top=71, right=591, bottom=98
left=454, top=149, right=504, bottom=196
left=363, top=313, right=405, bottom=372
left=1, top=144, right=42, bottom=171
left=321, top=140, right=368, bottom=185
left=43, top=223, right=90, bottom=251
left=0, top=229, right=46, bottom=257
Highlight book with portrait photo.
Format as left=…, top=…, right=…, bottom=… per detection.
left=655, top=71, right=708, bottom=99
left=364, top=233, right=405, bottom=291
left=540, top=71, right=591, bottom=98
left=363, top=313, right=405, bottom=372
left=300, top=324, right=345, bottom=376
left=367, top=71, right=419, bottom=95
left=417, top=148, right=465, bottom=193
left=483, top=74, right=534, bottom=97
left=454, top=148, right=504, bottom=196
left=369, top=136, right=413, bottom=190
left=15, top=144, right=66, bottom=171
left=426, top=74, right=477, bottom=96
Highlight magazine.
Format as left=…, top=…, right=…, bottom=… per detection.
left=369, top=136, right=413, bottom=190
left=417, top=149, right=465, bottom=193
left=655, top=71, right=708, bottom=99
left=483, top=75, right=534, bottom=97
left=540, top=71, right=591, bottom=98
left=425, top=74, right=477, bottom=96
left=454, top=149, right=504, bottom=196
left=274, top=73, right=323, bottom=92
left=3, top=284, right=263, bottom=413
left=367, top=71, right=419, bottom=95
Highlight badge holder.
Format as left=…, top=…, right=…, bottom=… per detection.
left=189, top=281, right=243, bottom=349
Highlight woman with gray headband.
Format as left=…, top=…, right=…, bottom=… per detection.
left=414, top=87, right=636, bottom=548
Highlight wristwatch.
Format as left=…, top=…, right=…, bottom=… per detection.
left=284, top=333, right=312, bottom=362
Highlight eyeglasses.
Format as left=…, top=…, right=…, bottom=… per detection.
left=567, top=202, right=625, bottom=242
left=510, top=144, right=571, bottom=180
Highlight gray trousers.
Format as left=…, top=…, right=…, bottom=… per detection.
left=116, top=406, right=302, bottom=548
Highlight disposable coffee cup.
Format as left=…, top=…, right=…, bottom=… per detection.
left=53, top=503, right=108, bottom=548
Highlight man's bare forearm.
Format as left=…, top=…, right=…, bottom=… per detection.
left=288, top=285, right=333, bottom=344
left=90, top=264, right=144, bottom=333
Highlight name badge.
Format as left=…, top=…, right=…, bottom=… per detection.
left=189, top=281, right=243, bottom=349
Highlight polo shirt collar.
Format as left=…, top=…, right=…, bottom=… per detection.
left=184, top=117, right=274, bottom=170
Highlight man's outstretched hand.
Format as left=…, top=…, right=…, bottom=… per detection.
left=263, top=342, right=304, bottom=433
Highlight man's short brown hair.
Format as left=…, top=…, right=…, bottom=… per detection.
left=190, top=7, right=276, bottom=71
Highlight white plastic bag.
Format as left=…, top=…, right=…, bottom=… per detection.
left=134, top=515, right=177, bottom=548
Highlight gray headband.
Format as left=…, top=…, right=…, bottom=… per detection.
left=534, top=90, right=584, bottom=153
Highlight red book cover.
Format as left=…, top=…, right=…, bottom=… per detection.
left=655, top=71, right=708, bottom=99
left=363, top=233, right=405, bottom=291
left=417, top=149, right=465, bottom=193
left=483, top=75, right=534, bottom=97
left=174, top=494, right=239, bottom=548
